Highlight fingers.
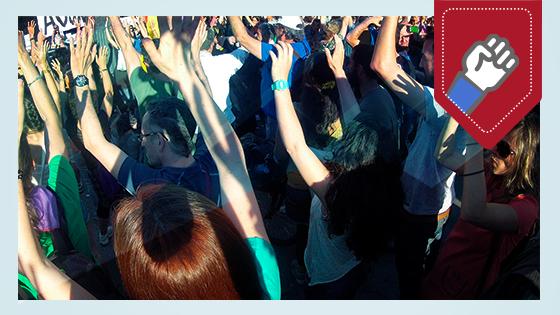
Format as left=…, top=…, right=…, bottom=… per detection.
left=157, top=16, right=171, bottom=34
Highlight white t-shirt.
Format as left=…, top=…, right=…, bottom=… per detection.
left=304, top=195, right=360, bottom=286
left=199, top=48, right=249, bottom=124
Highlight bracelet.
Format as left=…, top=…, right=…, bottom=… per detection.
left=27, top=74, right=42, bottom=87
left=18, top=169, right=24, bottom=180
left=461, top=169, right=485, bottom=177
left=99, top=68, right=108, bottom=72
left=271, top=79, right=289, bottom=91
left=466, top=142, right=479, bottom=146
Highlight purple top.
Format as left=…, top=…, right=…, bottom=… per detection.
left=30, top=186, right=60, bottom=232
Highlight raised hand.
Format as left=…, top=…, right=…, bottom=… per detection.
left=269, top=41, right=293, bottom=83
left=50, top=58, right=64, bottom=79
left=133, top=16, right=149, bottom=38
left=190, top=17, right=208, bottom=61
left=324, top=34, right=345, bottom=76
left=95, top=46, right=110, bottom=70
left=147, top=16, right=198, bottom=81
left=34, top=40, right=50, bottom=71
left=27, top=20, right=36, bottom=39
left=69, top=23, right=96, bottom=76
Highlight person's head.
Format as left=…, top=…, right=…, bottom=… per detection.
left=113, top=183, right=263, bottom=299
left=348, top=44, right=382, bottom=96
left=488, top=111, right=539, bottom=196
left=300, top=51, right=340, bottom=148
left=420, top=28, right=434, bottom=83
left=141, top=98, right=193, bottom=167
left=397, top=23, right=411, bottom=49
left=256, top=22, right=274, bottom=43
left=273, top=16, right=305, bottom=43
left=325, top=113, right=401, bottom=260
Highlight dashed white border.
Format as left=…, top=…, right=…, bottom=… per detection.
left=442, top=8, right=533, bottom=134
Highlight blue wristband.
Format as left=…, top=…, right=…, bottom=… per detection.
left=271, top=80, right=289, bottom=91
left=448, top=74, right=484, bottom=114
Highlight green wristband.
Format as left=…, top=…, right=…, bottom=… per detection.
left=271, top=80, right=289, bottom=91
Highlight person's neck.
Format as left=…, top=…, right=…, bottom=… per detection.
left=162, top=154, right=196, bottom=169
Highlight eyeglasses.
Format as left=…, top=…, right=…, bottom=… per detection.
left=139, top=132, right=168, bottom=142
left=495, top=140, right=515, bottom=159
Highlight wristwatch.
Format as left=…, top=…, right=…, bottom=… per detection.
left=73, top=75, right=89, bottom=88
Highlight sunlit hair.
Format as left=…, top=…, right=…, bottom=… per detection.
left=503, top=111, right=539, bottom=197
left=113, top=184, right=264, bottom=299
left=300, top=51, right=340, bottom=148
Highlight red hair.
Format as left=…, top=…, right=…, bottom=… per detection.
left=113, top=184, right=263, bottom=299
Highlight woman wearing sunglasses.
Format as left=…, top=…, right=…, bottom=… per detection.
left=421, top=112, right=539, bottom=299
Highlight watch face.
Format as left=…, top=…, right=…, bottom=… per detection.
left=74, top=75, right=89, bottom=87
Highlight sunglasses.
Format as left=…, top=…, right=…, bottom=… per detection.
left=495, top=140, right=515, bottom=159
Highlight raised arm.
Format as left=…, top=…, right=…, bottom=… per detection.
left=17, top=179, right=95, bottom=300
left=371, top=16, right=426, bottom=114
left=95, top=46, right=114, bottom=118
left=435, top=116, right=518, bottom=231
left=228, top=16, right=263, bottom=60
left=339, top=16, right=353, bottom=38
left=70, top=22, right=128, bottom=178
left=108, top=16, right=142, bottom=79
left=270, top=42, right=332, bottom=202
left=50, top=58, right=66, bottom=93
left=149, top=17, right=268, bottom=240
left=325, top=35, right=360, bottom=125
left=18, top=31, right=67, bottom=161
left=345, top=16, right=380, bottom=48
left=34, top=40, right=62, bottom=115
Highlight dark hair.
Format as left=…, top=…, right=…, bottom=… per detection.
left=19, top=135, right=39, bottom=231
left=299, top=52, right=340, bottom=148
left=351, top=44, right=382, bottom=83
left=23, top=93, right=45, bottom=133
left=503, top=111, right=540, bottom=197
left=114, top=184, right=264, bottom=299
left=258, top=23, right=275, bottom=43
left=324, top=113, right=402, bottom=260
left=144, top=97, right=194, bottom=158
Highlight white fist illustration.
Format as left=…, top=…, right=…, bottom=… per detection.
left=463, top=35, right=518, bottom=92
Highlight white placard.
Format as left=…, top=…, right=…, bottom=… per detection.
left=36, top=16, right=88, bottom=37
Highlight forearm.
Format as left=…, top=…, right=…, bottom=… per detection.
left=339, top=16, right=352, bottom=38
left=273, top=89, right=308, bottom=155
left=41, top=66, right=62, bottom=115
left=18, top=180, right=91, bottom=300
left=228, top=16, right=261, bottom=60
left=19, top=55, right=66, bottom=158
left=74, top=86, right=109, bottom=149
left=178, top=73, right=237, bottom=160
left=345, top=20, right=370, bottom=47
left=100, top=70, right=114, bottom=117
left=109, top=16, right=141, bottom=77
left=460, top=151, right=487, bottom=222
left=371, top=16, right=399, bottom=75
left=333, top=72, right=360, bottom=125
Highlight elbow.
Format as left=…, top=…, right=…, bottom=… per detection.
left=370, top=57, right=388, bottom=75
left=345, top=34, right=357, bottom=47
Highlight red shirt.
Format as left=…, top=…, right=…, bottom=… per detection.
left=421, top=175, right=539, bottom=299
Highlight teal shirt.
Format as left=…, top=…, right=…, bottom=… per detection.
left=246, top=237, right=281, bottom=300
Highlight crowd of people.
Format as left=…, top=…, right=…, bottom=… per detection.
left=17, top=15, right=539, bottom=300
